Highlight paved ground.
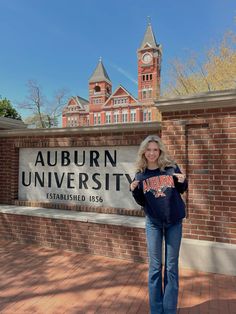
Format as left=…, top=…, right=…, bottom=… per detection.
left=0, top=240, right=235, bottom=314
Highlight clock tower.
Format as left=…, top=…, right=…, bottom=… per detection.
left=137, top=22, right=162, bottom=104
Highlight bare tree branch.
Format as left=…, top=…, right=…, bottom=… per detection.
left=19, top=80, right=69, bottom=128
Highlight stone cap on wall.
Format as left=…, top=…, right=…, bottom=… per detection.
left=0, top=204, right=146, bottom=228
left=156, top=89, right=236, bottom=112
left=0, top=117, right=27, bottom=130
left=0, top=121, right=161, bottom=138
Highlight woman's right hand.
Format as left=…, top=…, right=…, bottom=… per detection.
left=130, top=180, right=140, bottom=191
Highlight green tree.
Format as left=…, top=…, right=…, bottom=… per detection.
left=0, top=98, right=22, bottom=120
left=163, top=31, right=236, bottom=97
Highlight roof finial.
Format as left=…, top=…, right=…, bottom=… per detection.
left=99, top=56, right=102, bottom=62
left=147, top=16, right=151, bottom=25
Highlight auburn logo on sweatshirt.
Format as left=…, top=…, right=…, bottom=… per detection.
left=143, top=175, right=175, bottom=198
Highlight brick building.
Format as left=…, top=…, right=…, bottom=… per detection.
left=62, top=23, right=162, bottom=127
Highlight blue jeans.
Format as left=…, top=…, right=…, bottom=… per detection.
left=145, top=216, right=182, bottom=314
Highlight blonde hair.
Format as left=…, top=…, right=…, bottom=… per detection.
left=135, top=135, right=176, bottom=172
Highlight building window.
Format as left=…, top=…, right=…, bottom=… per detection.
left=70, top=116, right=73, bottom=126
left=94, top=86, right=101, bottom=93
left=93, top=98, right=102, bottom=104
left=143, top=109, right=151, bottom=122
left=106, top=112, right=111, bottom=124
left=130, top=109, right=136, bottom=122
left=122, top=110, right=128, bottom=122
left=142, top=74, right=153, bottom=81
left=142, top=88, right=152, bottom=99
left=114, top=111, right=119, bottom=123
left=142, top=90, right=147, bottom=99
left=114, top=97, right=127, bottom=105
left=143, top=109, right=147, bottom=122
left=70, top=105, right=78, bottom=111
left=94, top=113, right=101, bottom=125
left=68, top=116, right=78, bottom=127
left=97, top=113, right=101, bottom=124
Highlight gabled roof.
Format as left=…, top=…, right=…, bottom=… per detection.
left=89, top=58, right=111, bottom=84
left=138, top=23, right=159, bottom=50
left=104, top=85, right=138, bottom=107
left=67, top=96, right=89, bottom=112
left=75, top=96, right=89, bottom=110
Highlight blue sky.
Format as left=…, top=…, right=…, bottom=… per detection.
left=0, top=0, right=235, bottom=119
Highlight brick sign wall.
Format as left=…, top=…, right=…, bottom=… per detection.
left=0, top=91, right=236, bottom=247
left=0, top=124, right=160, bottom=216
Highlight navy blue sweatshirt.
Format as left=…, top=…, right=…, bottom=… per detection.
left=132, top=165, right=188, bottom=224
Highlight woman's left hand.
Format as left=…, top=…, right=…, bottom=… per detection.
left=173, top=173, right=186, bottom=183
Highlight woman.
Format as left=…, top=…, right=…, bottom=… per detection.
left=130, top=135, right=188, bottom=314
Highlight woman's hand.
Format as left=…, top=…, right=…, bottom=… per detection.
left=130, top=180, right=140, bottom=191
left=173, top=173, right=186, bottom=183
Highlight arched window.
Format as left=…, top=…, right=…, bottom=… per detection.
left=94, top=86, right=101, bottom=93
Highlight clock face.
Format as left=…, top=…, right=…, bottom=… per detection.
left=142, top=53, right=152, bottom=64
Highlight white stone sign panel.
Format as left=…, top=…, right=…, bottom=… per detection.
left=18, top=146, right=140, bottom=210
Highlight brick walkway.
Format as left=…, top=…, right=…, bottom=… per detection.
left=0, top=240, right=235, bottom=314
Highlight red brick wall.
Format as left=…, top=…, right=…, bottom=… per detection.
left=161, top=106, right=236, bottom=244
left=0, top=138, right=19, bottom=204
left=0, top=213, right=147, bottom=263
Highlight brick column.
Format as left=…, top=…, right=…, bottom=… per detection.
left=158, top=90, right=236, bottom=245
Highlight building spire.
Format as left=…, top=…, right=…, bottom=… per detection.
left=89, top=58, right=111, bottom=84
left=138, top=19, right=159, bottom=50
